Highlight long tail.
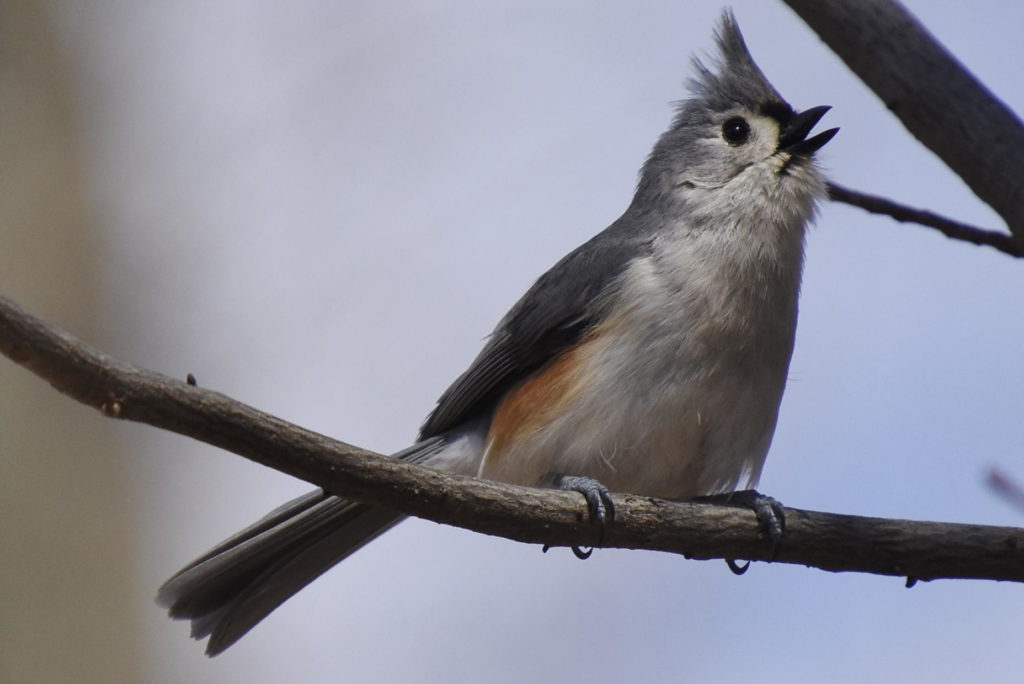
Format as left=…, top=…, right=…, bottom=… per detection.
left=157, top=438, right=447, bottom=655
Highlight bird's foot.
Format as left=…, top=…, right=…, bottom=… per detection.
left=695, top=489, right=786, bottom=567
left=551, top=475, right=615, bottom=559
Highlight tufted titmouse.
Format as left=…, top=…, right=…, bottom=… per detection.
left=159, top=11, right=836, bottom=655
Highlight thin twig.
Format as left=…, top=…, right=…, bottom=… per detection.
left=1, top=293, right=1023, bottom=582
left=827, top=182, right=1022, bottom=258
left=987, top=467, right=1024, bottom=515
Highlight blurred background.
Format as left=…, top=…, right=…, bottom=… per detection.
left=2, top=1, right=1022, bottom=682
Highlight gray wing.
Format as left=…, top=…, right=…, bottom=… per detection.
left=419, top=216, right=649, bottom=439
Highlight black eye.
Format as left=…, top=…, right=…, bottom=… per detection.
left=722, top=117, right=750, bottom=145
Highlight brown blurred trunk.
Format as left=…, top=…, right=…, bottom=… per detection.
left=0, top=1, right=143, bottom=681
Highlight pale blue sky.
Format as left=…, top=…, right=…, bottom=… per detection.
left=40, top=2, right=1024, bottom=681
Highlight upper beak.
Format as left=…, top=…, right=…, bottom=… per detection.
left=779, top=105, right=838, bottom=156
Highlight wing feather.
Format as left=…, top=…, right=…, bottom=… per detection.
left=419, top=216, right=650, bottom=438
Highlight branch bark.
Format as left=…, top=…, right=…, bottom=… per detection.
left=2, top=293, right=1023, bottom=583
left=784, top=0, right=1024, bottom=246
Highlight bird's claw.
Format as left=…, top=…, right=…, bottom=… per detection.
left=701, top=489, right=785, bottom=546
left=555, top=474, right=615, bottom=525
left=553, top=475, right=615, bottom=559
left=725, top=559, right=750, bottom=575
left=748, top=493, right=786, bottom=549
left=695, top=489, right=787, bottom=567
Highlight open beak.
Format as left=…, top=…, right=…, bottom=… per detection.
left=779, top=105, right=838, bottom=156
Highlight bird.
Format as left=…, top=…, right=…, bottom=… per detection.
left=158, top=10, right=837, bottom=656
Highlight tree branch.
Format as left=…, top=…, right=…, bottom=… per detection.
left=827, top=182, right=1023, bottom=258
left=784, top=0, right=1024, bottom=246
left=2, top=293, right=1023, bottom=583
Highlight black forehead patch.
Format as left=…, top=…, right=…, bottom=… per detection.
left=760, top=100, right=795, bottom=125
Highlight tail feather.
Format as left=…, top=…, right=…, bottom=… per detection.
left=158, top=438, right=447, bottom=655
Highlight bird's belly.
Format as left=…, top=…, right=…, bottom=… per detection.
left=480, top=310, right=789, bottom=499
